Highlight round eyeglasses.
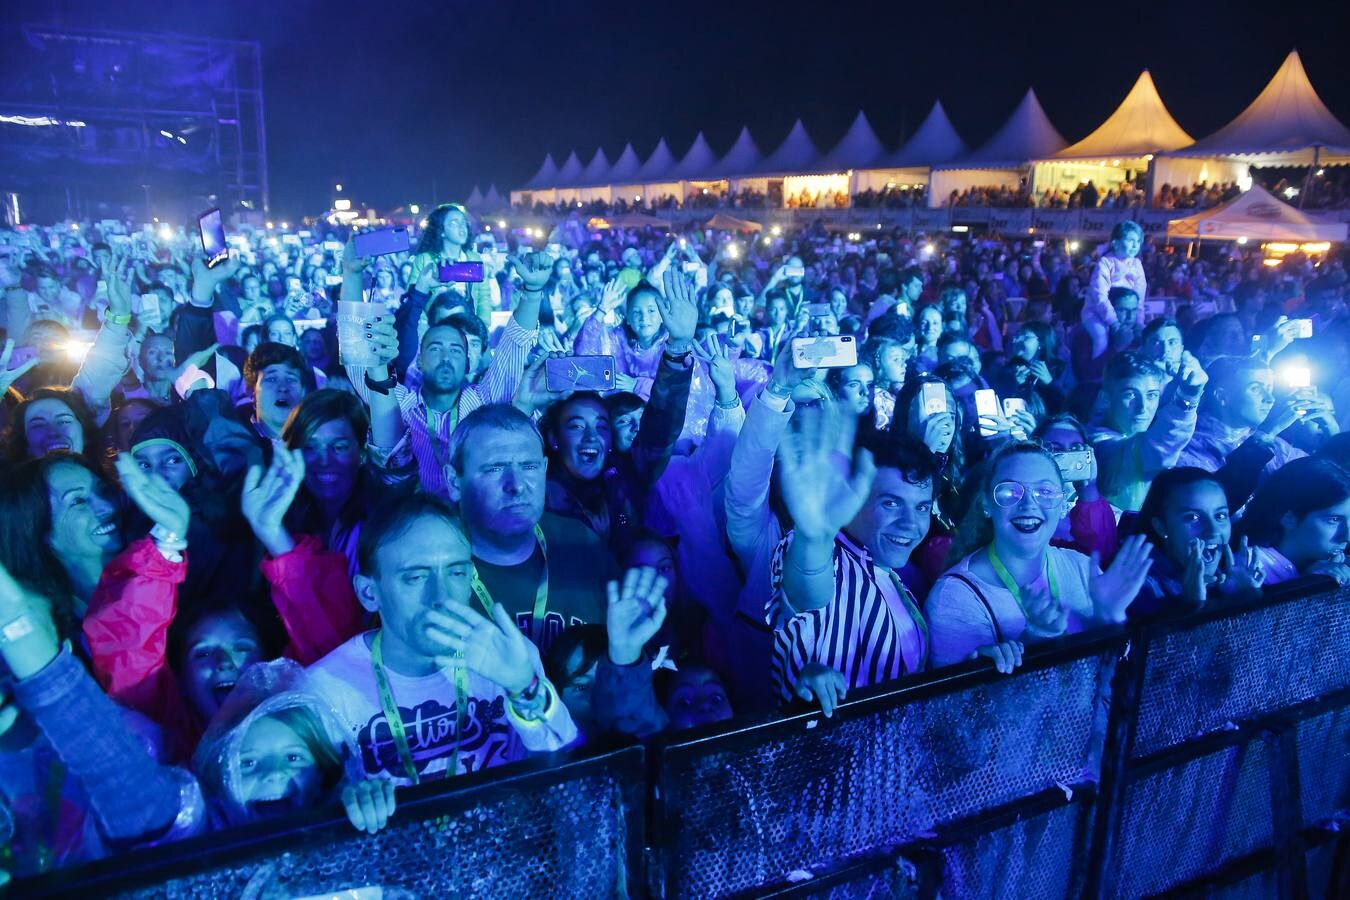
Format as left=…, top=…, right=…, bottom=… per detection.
left=992, top=480, right=1065, bottom=509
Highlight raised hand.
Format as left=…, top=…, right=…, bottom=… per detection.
left=599, top=277, right=628, bottom=312
left=1020, top=578, right=1068, bottom=638
left=428, top=601, right=536, bottom=694
left=241, top=447, right=306, bottom=556
left=341, top=778, right=397, bottom=835
left=0, top=339, right=39, bottom=396
left=776, top=403, right=876, bottom=543
left=1181, top=538, right=1208, bottom=608
left=606, top=566, right=669, bottom=666
left=365, top=318, right=400, bottom=368
left=921, top=411, right=956, bottom=455
left=115, top=452, right=190, bottom=537
left=342, top=236, right=372, bottom=277
left=0, top=559, right=61, bottom=682
left=1176, top=351, right=1208, bottom=398
left=1219, top=536, right=1265, bottom=598
left=657, top=268, right=699, bottom=350
left=513, top=352, right=571, bottom=416
left=511, top=251, right=553, bottom=295
left=795, top=661, right=847, bottom=718
left=1090, top=533, right=1154, bottom=623
left=691, top=335, right=737, bottom=404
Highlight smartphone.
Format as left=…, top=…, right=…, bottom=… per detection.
left=1282, top=364, right=1312, bottom=388
left=197, top=208, right=228, bottom=268
left=974, top=388, right=1000, bottom=437
left=282, top=234, right=302, bottom=246
left=439, top=261, right=485, bottom=283
left=353, top=226, right=411, bottom=259
left=807, top=302, right=832, bottom=317
left=322, top=240, right=343, bottom=253
left=791, top=335, right=857, bottom=369
left=682, top=261, right=701, bottom=274
left=921, top=382, right=948, bottom=417
left=1054, top=448, right=1095, bottom=481
left=1002, top=397, right=1026, bottom=418
left=1293, top=318, right=1313, bottom=339
left=134, top=293, right=163, bottom=329
left=545, top=355, right=616, bottom=392
left=784, top=265, right=806, bottom=279
left=294, top=317, right=328, bottom=333
left=324, top=274, right=344, bottom=287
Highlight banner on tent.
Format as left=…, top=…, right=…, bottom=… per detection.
left=1080, top=208, right=1131, bottom=238
left=1031, top=209, right=1081, bottom=235
left=912, top=208, right=951, bottom=232
left=988, top=209, right=1033, bottom=233
left=952, top=208, right=992, bottom=225
left=1136, top=210, right=1176, bottom=237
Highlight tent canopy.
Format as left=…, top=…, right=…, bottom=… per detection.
left=875, top=100, right=968, bottom=169
left=1169, top=51, right=1350, bottom=166
left=821, top=111, right=886, bottom=170
left=523, top=153, right=558, bottom=190
left=711, top=126, right=764, bottom=179
left=608, top=143, right=642, bottom=183
left=1053, top=71, right=1194, bottom=160
left=704, top=212, right=763, bottom=232
left=483, top=185, right=504, bottom=210
left=554, top=151, right=584, bottom=187
left=755, top=119, right=825, bottom=176
left=636, top=138, right=677, bottom=181
left=1166, top=183, right=1348, bottom=242
left=579, top=148, right=611, bottom=187
left=939, top=89, right=1066, bottom=170
left=671, top=132, right=719, bottom=180
left=465, top=185, right=484, bottom=208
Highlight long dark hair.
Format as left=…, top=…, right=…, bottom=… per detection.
left=3, top=386, right=104, bottom=465
left=1136, top=467, right=1227, bottom=553
left=0, top=453, right=117, bottom=636
left=415, top=203, right=471, bottom=256
left=1238, top=458, right=1350, bottom=549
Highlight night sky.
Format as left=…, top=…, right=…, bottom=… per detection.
left=10, top=0, right=1350, bottom=219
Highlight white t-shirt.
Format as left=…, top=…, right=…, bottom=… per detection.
left=925, top=547, right=1097, bottom=668
left=306, top=632, right=577, bottom=785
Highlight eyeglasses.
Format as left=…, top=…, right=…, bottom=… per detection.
left=992, top=481, right=1065, bottom=509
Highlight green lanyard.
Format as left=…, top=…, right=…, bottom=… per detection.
left=988, top=545, right=1059, bottom=624
left=370, top=631, right=466, bottom=784
left=423, top=398, right=460, bottom=472
left=471, top=524, right=549, bottom=643
left=879, top=566, right=930, bottom=673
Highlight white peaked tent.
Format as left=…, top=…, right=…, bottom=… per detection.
left=857, top=100, right=968, bottom=192
left=513, top=153, right=560, bottom=204
left=465, top=185, right=484, bottom=209
left=670, top=132, right=718, bottom=180
left=757, top=119, right=824, bottom=175
left=607, top=143, right=643, bottom=183
left=483, top=185, right=504, bottom=211
left=635, top=137, right=684, bottom=203
left=555, top=151, right=584, bottom=185
left=711, top=126, right=765, bottom=179
left=821, top=111, right=886, bottom=171
left=1033, top=70, right=1197, bottom=199
left=1166, top=183, right=1347, bottom=242
left=1167, top=51, right=1350, bottom=167
left=930, top=89, right=1066, bottom=206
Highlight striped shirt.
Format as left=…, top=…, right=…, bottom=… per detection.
left=768, top=530, right=928, bottom=703
left=348, top=316, right=537, bottom=498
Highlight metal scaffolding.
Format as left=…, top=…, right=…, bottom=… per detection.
left=0, top=23, right=269, bottom=223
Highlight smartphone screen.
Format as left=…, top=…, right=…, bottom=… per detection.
left=921, top=382, right=947, bottom=417
left=440, top=261, right=485, bottom=283
left=197, top=208, right=228, bottom=268
left=790, top=335, right=857, bottom=369
left=975, top=389, right=1000, bottom=437
left=353, top=226, right=411, bottom=259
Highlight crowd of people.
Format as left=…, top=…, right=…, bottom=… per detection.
left=1, top=205, right=1349, bottom=883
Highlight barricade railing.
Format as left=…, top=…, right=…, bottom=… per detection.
left=12, top=580, right=1350, bottom=898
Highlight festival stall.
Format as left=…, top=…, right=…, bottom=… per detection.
left=1030, top=71, right=1196, bottom=201
left=929, top=89, right=1066, bottom=207
left=709, top=126, right=767, bottom=197
left=511, top=153, right=559, bottom=206
left=548, top=151, right=585, bottom=206
left=1166, top=182, right=1347, bottom=246
left=671, top=131, right=725, bottom=201
left=634, top=138, right=683, bottom=206
left=856, top=100, right=967, bottom=194
left=751, top=120, right=840, bottom=208
left=602, top=143, right=644, bottom=205
left=572, top=148, right=613, bottom=204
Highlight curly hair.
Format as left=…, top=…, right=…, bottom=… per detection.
left=415, top=203, right=472, bottom=255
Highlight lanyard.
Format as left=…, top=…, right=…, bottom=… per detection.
left=471, top=524, right=549, bottom=643
left=988, top=546, right=1059, bottom=624
left=878, top=566, right=930, bottom=673
left=422, top=398, right=460, bottom=471
left=370, top=631, right=466, bottom=784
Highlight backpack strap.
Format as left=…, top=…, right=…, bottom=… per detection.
left=947, top=573, right=1005, bottom=644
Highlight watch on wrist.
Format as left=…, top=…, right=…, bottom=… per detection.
left=364, top=371, right=398, bottom=396
left=509, top=673, right=541, bottom=703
